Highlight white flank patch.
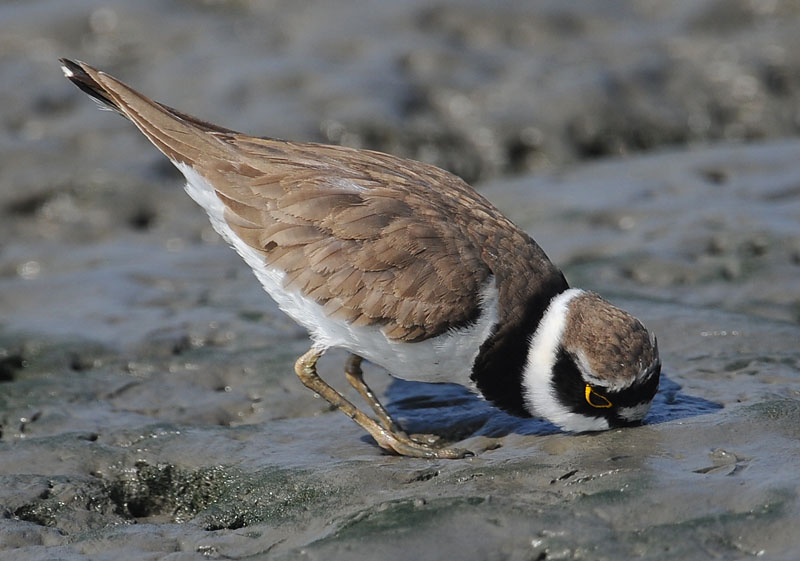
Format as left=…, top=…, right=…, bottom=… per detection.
left=521, top=288, right=610, bottom=432
left=61, top=65, right=74, bottom=78
left=176, top=162, right=499, bottom=386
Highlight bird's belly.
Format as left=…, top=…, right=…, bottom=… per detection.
left=251, top=259, right=496, bottom=388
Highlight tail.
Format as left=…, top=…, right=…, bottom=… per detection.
left=60, top=58, right=235, bottom=166
left=60, top=58, right=121, bottom=113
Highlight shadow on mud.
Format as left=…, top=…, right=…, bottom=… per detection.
left=383, top=373, right=722, bottom=440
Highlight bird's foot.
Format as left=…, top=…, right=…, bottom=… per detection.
left=375, top=430, right=473, bottom=459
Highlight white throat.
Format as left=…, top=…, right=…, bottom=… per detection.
left=521, top=288, right=610, bottom=432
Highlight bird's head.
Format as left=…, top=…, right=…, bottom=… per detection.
left=523, top=289, right=661, bottom=431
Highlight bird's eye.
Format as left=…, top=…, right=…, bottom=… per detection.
left=584, top=384, right=613, bottom=408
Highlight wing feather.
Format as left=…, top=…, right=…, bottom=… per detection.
left=62, top=60, right=564, bottom=343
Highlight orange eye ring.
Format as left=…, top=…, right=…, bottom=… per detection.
left=585, top=385, right=613, bottom=408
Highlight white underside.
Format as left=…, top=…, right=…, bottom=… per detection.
left=177, top=163, right=499, bottom=386
left=522, top=288, right=611, bottom=432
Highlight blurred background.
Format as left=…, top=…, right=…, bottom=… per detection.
left=1, top=1, right=800, bottom=559
left=7, top=0, right=800, bottom=180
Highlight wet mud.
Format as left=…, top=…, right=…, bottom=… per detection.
left=1, top=1, right=799, bottom=559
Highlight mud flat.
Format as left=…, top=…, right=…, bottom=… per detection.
left=2, top=140, right=799, bottom=560
left=2, top=1, right=800, bottom=559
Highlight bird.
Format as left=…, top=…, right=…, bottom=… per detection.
left=60, top=59, right=661, bottom=459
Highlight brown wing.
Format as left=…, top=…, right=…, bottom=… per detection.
left=203, top=140, right=495, bottom=341
left=62, top=59, right=563, bottom=343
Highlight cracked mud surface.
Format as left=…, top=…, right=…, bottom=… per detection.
left=2, top=1, right=800, bottom=559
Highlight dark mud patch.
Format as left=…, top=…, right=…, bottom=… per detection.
left=0, top=353, right=25, bottom=382
left=104, top=462, right=233, bottom=524
left=7, top=460, right=337, bottom=534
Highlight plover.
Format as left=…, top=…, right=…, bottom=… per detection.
left=61, top=59, right=661, bottom=459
